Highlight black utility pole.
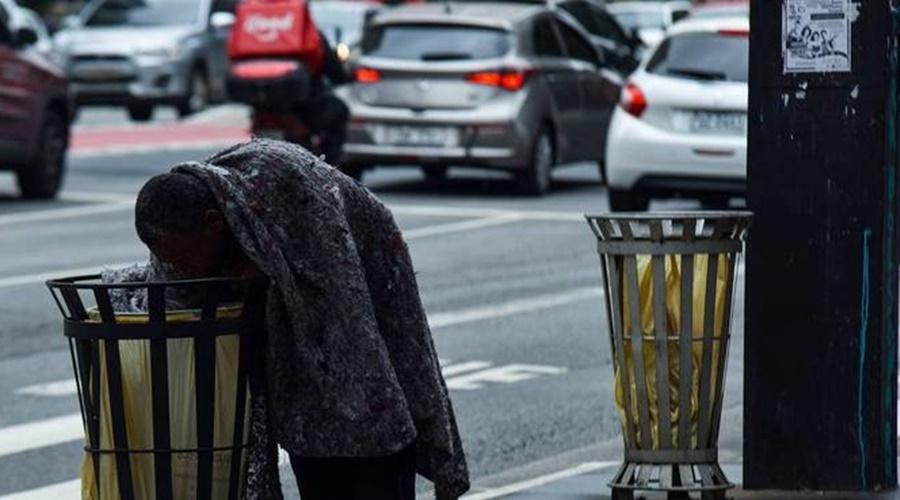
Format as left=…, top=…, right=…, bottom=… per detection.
left=746, top=0, right=900, bottom=491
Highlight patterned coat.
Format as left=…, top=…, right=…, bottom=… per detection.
left=107, top=139, right=469, bottom=499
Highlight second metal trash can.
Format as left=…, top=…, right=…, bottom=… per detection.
left=586, top=212, right=751, bottom=500
left=47, top=275, right=267, bottom=500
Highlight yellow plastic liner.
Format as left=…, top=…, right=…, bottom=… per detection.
left=614, top=254, right=730, bottom=449
left=80, top=305, right=250, bottom=500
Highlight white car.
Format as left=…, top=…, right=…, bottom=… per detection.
left=606, top=1, right=693, bottom=47
left=604, top=16, right=748, bottom=211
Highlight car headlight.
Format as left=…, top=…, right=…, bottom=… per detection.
left=336, top=43, right=350, bottom=63
left=135, top=43, right=182, bottom=60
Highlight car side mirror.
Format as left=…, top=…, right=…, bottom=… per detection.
left=210, top=11, right=236, bottom=30
left=15, top=27, right=38, bottom=47
left=628, top=27, right=640, bottom=42
left=363, top=9, right=379, bottom=27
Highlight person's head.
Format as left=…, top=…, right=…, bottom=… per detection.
left=135, top=171, right=235, bottom=278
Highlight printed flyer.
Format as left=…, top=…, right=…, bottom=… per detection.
left=783, top=0, right=851, bottom=73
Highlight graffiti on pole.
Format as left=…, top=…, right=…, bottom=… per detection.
left=783, top=0, right=851, bottom=74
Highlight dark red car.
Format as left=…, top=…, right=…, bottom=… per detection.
left=0, top=0, right=70, bottom=199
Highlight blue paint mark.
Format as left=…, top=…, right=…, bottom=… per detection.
left=885, top=6, right=900, bottom=484
left=859, top=228, right=872, bottom=490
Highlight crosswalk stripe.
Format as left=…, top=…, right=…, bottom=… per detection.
left=15, top=380, right=77, bottom=397
left=0, top=480, right=79, bottom=500
left=0, top=414, right=83, bottom=458
left=404, top=215, right=525, bottom=240
left=428, top=286, right=603, bottom=329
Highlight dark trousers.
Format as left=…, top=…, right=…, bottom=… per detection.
left=295, top=93, right=350, bottom=165
left=290, top=444, right=417, bottom=500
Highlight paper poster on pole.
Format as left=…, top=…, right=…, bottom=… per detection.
left=783, top=0, right=851, bottom=73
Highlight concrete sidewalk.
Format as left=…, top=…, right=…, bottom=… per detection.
left=471, top=461, right=900, bottom=500
left=461, top=403, right=900, bottom=499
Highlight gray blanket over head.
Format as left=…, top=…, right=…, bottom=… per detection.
left=109, top=139, right=469, bottom=499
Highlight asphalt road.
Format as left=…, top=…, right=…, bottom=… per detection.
left=0, top=108, right=746, bottom=499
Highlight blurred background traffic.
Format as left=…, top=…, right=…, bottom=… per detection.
left=0, top=0, right=749, bottom=206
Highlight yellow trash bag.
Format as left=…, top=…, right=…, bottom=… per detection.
left=614, top=254, right=730, bottom=450
left=80, top=306, right=251, bottom=500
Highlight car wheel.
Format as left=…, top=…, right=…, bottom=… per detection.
left=17, top=111, right=67, bottom=199
left=176, top=68, right=209, bottom=118
left=609, top=188, right=649, bottom=212
left=422, top=166, right=447, bottom=185
left=517, top=127, right=554, bottom=196
left=128, top=104, right=154, bottom=122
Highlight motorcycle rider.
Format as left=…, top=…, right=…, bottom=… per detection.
left=228, top=0, right=352, bottom=166
left=297, top=29, right=351, bottom=165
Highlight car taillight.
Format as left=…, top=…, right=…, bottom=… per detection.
left=620, top=83, right=647, bottom=118
left=466, top=69, right=531, bottom=91
left=355, top=67, right=381, bottom=83
left=718, top=28, right=749, bottom=37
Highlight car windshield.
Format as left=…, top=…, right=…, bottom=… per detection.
left=310, top=3, right=372, bottom=46
left=646, top=31, right=748, bottom=82
left=611, top=10, right=665, bottom=30
left=84, top=0, right=201, bottom=27
left=361, top=24, right=512, bottom=60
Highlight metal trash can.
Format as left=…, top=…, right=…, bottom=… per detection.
left=585, top=212, right=751, bottom=500
left=46, top=275, right=267, bottom=500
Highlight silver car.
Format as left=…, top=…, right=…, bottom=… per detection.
left=53, top=0, right=236, bottom=121
left=336, top=2, right=622, bottom=195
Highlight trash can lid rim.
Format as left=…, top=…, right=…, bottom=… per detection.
left=584, top=210, right=753, bottom=221
left=46, top=274, right=264, bottom=290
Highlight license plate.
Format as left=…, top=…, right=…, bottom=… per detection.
left=690, top=112, right=746, bottom=134
left=73, top=64, right=133, bottom=82
left=379, top=125, right=458, bottom=147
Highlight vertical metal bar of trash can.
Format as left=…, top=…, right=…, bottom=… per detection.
left=46, top=275, right=266, bottom=500
left=147, top=287, right=174, bottom=500
left=586, top=212, right=751, bottom=500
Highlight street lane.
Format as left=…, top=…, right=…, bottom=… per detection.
left=0, top=111, right=746, bottom=498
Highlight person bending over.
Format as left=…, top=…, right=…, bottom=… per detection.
left=132, top=138, right=469, bottom=500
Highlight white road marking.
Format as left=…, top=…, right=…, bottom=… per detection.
left=445, top=364, right=567, bottom=391
left=0, top=200, right=590, bottom=289
left=0, top=414, right=83, bottom=458
left=16, top=380, right=77, bottom=397
left=404, top=215, right=525, bottom=240
left=0, top=201, right=132, bottom=227
left=0, top=262, right=137, bottom=289
left=0, top=360, right=568, bottom=461
left=0, top=479, right=80, bottom=500
left=390, top=204, right=585, bottom=222
left=428, top=286, right=603, bottom=329
left=441, top=361, right=492, bottom=377
left=460, top=461, right=619, bottom=500
left=0, top=201, right=582, bottom=229
left=61, top=191, right=136, bottom=203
